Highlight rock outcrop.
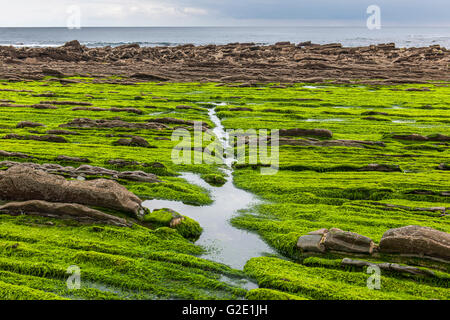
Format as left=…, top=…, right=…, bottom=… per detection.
left=279, top=128, right=333, bottom=139
left=341, top=258, right=436, bottom=278
left=16, top=121, right=45, bottom=128
left=0, top=150, right=34, bottom=159
left=279, top=138, right=385, bottom=148
left=0, top=161, right=161, bottom=183
left=72, top=106, right=143, bottom=115
left=55, top=155, right=91, bottom=163
left=379, top=225, right=450, bottom=262
left=1, top=41, right=448, bottom=83
left=3, top=134, right=68, bottom=143
left=0, top=165, right=144, bottom=216
left=298, top=225, right=450, bottom=262
left=0, top=200, right=131, bottom=227
left=297, top=228, right=376, bottom=255
left=391, top=133, right=450, bottom=142
left=114, top=136, right=152, bottom=148
left=60, top=118, right=168, bottom=130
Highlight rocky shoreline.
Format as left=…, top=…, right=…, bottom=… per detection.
left=1, top=40, right=449, bottom=84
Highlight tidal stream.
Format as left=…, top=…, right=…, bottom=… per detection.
left=143, top=107, right=275, bottom=270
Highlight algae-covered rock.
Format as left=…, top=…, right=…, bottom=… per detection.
left=202, top=174, right=227, bottom=187
left=438, top=163, right=449, bottom=170
left=114, top=136, right=152, bottom=148
left=279, top=128, right=333, bottom=138
left=144, top=208, right=202, bottom=241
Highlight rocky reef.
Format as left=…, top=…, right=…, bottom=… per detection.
left=0, top=40, right=448, bottom=84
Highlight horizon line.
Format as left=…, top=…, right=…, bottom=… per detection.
left=1, top=25, right=450, bottom=28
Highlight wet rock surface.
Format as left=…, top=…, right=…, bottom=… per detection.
left=1, top=41, right=448, bottom=83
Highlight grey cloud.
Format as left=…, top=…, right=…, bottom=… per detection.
left=166, top=0, right=450, bottom=24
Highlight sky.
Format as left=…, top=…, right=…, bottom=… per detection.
left=0, top=0, right=449, bottom=27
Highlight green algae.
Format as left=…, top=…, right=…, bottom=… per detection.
left=0, top=78, right=449, bottom=300
left=201, top=173, right=227, bottom=186
left=143, top=208, right=203, bottom=241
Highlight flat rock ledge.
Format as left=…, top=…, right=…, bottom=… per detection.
left=0, top=161, right=160, bottom=183
left=0, top=165, right=144, bottom=217
left=297, top=225, right=450, bottom=263
left=0, top=200, right=131, bottom=227
left=297, top=228, right=377, bottom=255
left=1, top=41, right=448, bottom=83
left=341, top=258, right=436, bottom=278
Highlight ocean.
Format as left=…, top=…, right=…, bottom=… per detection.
left=0, top=26, right=449, bottom=48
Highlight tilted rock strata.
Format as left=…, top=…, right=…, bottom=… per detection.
left=297, top=225, right=450, bottom=262
left=1, top=41, right=448, bottom=83
left=0, top=165, right=144, bottom=216
left=0, top=161, right=161, bottom=183
left=0, top=200, right=131, bottom=227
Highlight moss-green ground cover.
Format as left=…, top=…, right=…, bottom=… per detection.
left=0, top=78, right=448, bottom=299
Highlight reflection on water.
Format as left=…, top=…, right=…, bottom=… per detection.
left=143, top=107, right=276, bottom=270
left=392, top=119, right=416, bottom=123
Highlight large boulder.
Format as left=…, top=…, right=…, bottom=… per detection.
left=0, top=200, right=131, bottom=227
left=379, top=225, right=450, bottom=262
left=0, top=166, right=143, bottom=217
left=0, top=161, right=160, bottom=184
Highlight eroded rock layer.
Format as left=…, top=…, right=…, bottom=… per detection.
left=0, top=41, right=448, bottom=83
